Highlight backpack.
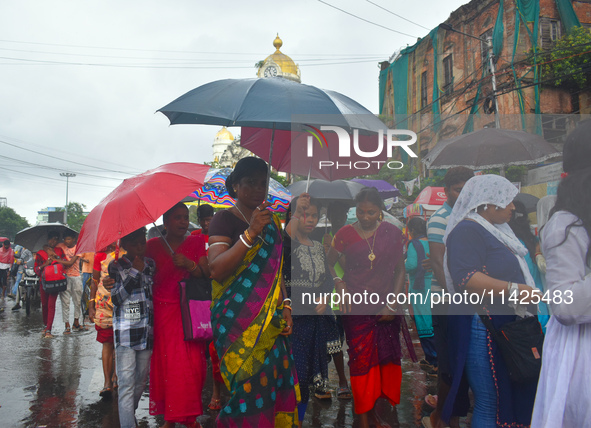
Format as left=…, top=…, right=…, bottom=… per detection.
left=39, top=250, right=67, bottom=294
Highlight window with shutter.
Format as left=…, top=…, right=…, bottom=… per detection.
left=421, top=71, right=428, bottom=109
left=542, top=114, right=568, bottom=142
left=540, top=19, right=562, bottom=49
left=443, top=55, right=453, bottom=95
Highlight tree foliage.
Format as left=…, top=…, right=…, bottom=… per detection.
left=537, top=26, right=591, bottom=89
left=0, top=207, right=30, bottom=240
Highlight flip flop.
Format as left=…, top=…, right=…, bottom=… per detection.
left=63, top=327, right=71, bottom=335
left=337, top=386, right=352, bottom=399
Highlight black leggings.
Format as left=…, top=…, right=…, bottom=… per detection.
left=0, top=268, right=8, bottom=290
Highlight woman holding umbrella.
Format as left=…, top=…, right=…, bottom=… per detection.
left=146, top=202, right=210, bottom=428
left=208, top=157, right=299, bottom=427
left=327, top=187, right=415, bottom=428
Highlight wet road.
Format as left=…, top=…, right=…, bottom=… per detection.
left=0, top=297, right=451, bottom=428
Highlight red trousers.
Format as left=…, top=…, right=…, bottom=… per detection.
left=39, top=286, right=58, bottom=332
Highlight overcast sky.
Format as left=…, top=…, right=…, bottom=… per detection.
left=0, top=0, right=467, bottom=225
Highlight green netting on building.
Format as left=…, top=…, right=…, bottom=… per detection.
left=556, top=0, right=581, bottom=34
left=377, top=0, right=584, bottom=138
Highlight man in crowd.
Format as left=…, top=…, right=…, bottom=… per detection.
left=424, top=166, right=474, bottom=428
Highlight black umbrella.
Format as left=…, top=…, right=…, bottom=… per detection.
left=288, top=179, right=366, bottom=201
left=423, top=128, right=560, bottom=170
left=514, top=193, right=540, bottom=213
left=158, top=77, right=388, bottom=182
left=14, top=223, right=77, bottom=252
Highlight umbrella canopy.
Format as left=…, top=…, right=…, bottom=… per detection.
left=158, top=77, right=385, bottom=132
left=423, top=128, right=561, bottom=170
left=514, top=192, right=540, bottom=214
left=15, top=223, right=77, bottom=252
left=77, top=162, right=209, bottom=253
left=288, top=179, right=366, bottom=201
left=351, top=179, right=401, bottom=199
left=158, top=77, right=388, bottom=180
left=414, top=187, right=447, bottom=206
left=187, top=167, right=291, bottom=212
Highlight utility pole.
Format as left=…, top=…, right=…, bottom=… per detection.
left=60, top=172, right=76, bottom=225
left=486, top=36, right=500, bottom=129
left=440, top=24, right=501, bottom=128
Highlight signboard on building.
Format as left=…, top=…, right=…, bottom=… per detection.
left=526, top=163, right=562, bottom=186
left=48, top=211, right=65, bottom=224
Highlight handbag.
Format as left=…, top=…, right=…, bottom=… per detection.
left=479, top=314, right=544, bottom=383
left=43, top=262, right=68, bottom=294
left=179, top=269, right=213, bottom=342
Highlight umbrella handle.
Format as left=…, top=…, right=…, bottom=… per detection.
left=265, top=123, right=276, bottom=203
left=153, top=223, right=175, bottom=255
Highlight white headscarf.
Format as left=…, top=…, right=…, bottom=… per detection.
left=442, top=175, right=535, bottom=313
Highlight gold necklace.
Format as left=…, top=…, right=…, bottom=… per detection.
left=234, top=204, right=250, bottom=225
left=358, top=223, right=379, bottom=269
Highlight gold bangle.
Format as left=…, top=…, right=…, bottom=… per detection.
left=188, top=261, right=198, bottom=272
left=283, top=305, right=292, bottom=311
left=244, top=229, right=254, bottom=245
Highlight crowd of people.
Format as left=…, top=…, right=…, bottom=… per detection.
left=1, top=121, right=589, bottom=428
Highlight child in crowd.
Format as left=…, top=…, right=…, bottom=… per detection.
left=57, top=230, right=85, bottom=333
left=108, top=227, right=155, bottom=428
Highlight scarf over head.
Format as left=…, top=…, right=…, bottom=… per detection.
left=442, top=175, right=535, bottom=313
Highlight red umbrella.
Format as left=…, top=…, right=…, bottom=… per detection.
left=414, top=186, right=447, bottom=206
left=77, top=162, right=209, bottom=254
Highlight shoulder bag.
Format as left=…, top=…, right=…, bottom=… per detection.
left=479, top=314, right=544, bottom=383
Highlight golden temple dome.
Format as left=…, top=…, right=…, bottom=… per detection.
left=257, top=34, right=301, bottom=83
left=215, top=126, right=234, bottom=141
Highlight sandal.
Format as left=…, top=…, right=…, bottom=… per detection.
left=336, top=386, right=352, bottom=399
left=314, top=389, right=332, bottom=400
left=208, top=398, right=223, bottom=411
left=43, top=331, right=55, bottom=339
left=64, top=327, right=71, bottom=335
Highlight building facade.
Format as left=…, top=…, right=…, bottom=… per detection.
left=379, top=0, right=591, bottom=169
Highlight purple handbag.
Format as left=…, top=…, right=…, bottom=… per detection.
left=179, top=276, right=213, bottom=342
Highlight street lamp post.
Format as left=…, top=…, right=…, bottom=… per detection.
left=60, top=172, right=76, bottom=225
left=440, top=23, right=500, bottom=129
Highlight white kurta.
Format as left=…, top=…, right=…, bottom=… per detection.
left=531, top=211, right=591, bottom=428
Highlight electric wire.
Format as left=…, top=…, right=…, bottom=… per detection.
left=317, top=0, right=419, bottom=38
left=365, top=0, right=431, bottom=31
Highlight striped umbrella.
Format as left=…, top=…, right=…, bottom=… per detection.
left=188, top=167, right=291, bottom=212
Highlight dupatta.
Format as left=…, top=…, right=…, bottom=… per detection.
left=211, top=215, right=300, bottom=427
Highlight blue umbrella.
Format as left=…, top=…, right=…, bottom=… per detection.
left=158, top=77, right=388, bottom=189
left=158, top=77, right=385, bottom=133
